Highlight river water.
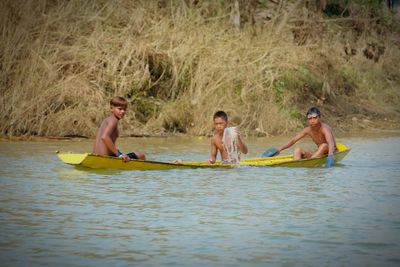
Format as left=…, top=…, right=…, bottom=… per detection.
left=0, top=135, right=399, bottom=266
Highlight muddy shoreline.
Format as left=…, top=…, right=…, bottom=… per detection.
left=1, top=118, right=399, bottom=142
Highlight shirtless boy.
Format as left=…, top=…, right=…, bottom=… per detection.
left=208, top=111, right=248, bottom=164
left=93, top=96, right=145, bottom=162
left=266, top=107, right=336, bottom=167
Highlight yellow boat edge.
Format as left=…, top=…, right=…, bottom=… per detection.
left=56, top=151, right=232, bottom=170
left=56, top=143, right=350, bottom=170
left=56, top=151, right=89, bottom=165
left=246, top=143, right=351, bottom=167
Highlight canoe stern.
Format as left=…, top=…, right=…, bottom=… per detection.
left=56, top=151, right=89, bottom=165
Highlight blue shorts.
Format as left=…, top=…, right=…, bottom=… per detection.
left=126, top=152, right=138, bottom=159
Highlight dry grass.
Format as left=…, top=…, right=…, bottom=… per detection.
left=1, top=0, right=399, bottom=137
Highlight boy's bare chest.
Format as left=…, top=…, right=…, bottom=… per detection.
left=214, top=137, right=225, bottom=151
left=309, top=131, right=326, bottom=145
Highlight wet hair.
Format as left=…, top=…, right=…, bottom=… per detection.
left=306, top=107, right=321, bottom=117
left=110, top=96, right=128, bottom=108
left=213, top=110, right=228, bottom=121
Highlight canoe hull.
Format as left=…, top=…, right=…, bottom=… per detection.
left=56, top=152, right=229, bottom=170
left=57, top=143, right=350, bottom=170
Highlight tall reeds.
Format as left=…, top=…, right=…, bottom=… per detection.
left=1, top=0, right=399, bottom=137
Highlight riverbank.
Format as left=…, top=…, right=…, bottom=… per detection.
left=1, top=118, right=399, bottom=142
left=1, top=1, right=399, bottom=137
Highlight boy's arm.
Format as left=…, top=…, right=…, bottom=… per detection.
left=236, top=129, right=248, bottom=154
left=208, top=137, right=217, bottom=164
left=322, top=125, right=335, bottom=168
left=322, top=127, right=335, bottom=155
left=277, top=128, right=308, bottom=153
left=101, top=119, right=119, bottom=156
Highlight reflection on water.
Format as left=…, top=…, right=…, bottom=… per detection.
left=0, top=135, right=400, bottom=266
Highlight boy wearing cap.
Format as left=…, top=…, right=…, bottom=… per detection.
left=265, top=107, right=336, bottom=167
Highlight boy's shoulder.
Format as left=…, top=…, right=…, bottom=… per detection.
left=302, top=126, right=312, bottom=133
left=100, top=114, right=119, bottom=127
left=211, top=132, right=222, bottom=142
left=321, top=122, right=333, bottom=132
left=103, top=114, right=118, bottom=123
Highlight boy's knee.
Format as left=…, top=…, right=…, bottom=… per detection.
left=294, top=147, right=302, bottom=153
left=320, top=143, right=328, bottom=151
left=136, top=152, right=146, bottom=160
left=293, top=147, right=304, bottom=160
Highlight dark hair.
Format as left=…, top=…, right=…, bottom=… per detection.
left=306, top=107, right=321, bottom=117
left=110, top=96, right=128, bottom=108
left=213, top=110, right=228, bottom=121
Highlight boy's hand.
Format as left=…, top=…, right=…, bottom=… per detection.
left=234, top=126, right=248, bottom=154
left=120, top=154, right=130, bottom=162
left=116, top=149, right=130, bottom=162
left=234, top=127, right=241, bottom=137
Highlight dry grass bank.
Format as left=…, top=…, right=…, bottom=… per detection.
left=1, top=0, right=399, bottom=137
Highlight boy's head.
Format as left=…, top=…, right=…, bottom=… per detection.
left=213, top=111, right=228, bottom=121
left=306, top=107, right=321, bottom=117
left=110, top=96, right=128, bottom=120
left=110, top=96, right=128, bottom=108
left=213, top=111, right=228, bottom=133
left=306, top=107, right=321, bottom=126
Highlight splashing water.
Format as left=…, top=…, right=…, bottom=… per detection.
left=222, top=127, right=240, bottom=164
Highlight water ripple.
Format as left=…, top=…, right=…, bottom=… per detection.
left=0, top=137, right=400, bottom=266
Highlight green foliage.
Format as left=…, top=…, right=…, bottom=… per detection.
left=353, top=0, right=385, bottom=10
left=323, top=3, right=350, bottom=17
left=272, top=80, right=285, bottom=104
left=287, top=109, right=302, bottom=120
left=297, top=67, right=323, bottom=91
left=132, top=97, right=161, bottom=123
left=339, top=67, right=359, bottom=86
left=1, top=0, right=399, bottom=137
left=163, top=119, right=185, bottom=133
left=281, top=67, right=323, bottom=97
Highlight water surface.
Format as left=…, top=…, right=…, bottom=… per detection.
left=0, top=135, right=399, bottom=266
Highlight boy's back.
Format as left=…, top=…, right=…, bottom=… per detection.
left=93, top=114, right=119, bottom=155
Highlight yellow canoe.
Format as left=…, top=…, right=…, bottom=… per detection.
left=56, top=143, right=350, bottom=170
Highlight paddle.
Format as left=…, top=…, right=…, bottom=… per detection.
left=325, top=155, right=334, bottom=167
left=261, top=147, right=279, bottom=158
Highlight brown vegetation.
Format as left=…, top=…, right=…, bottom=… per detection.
left=1, top=0, right=399, bottom=138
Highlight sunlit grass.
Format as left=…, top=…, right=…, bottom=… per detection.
left=1, top=0, right=399, bottom=137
